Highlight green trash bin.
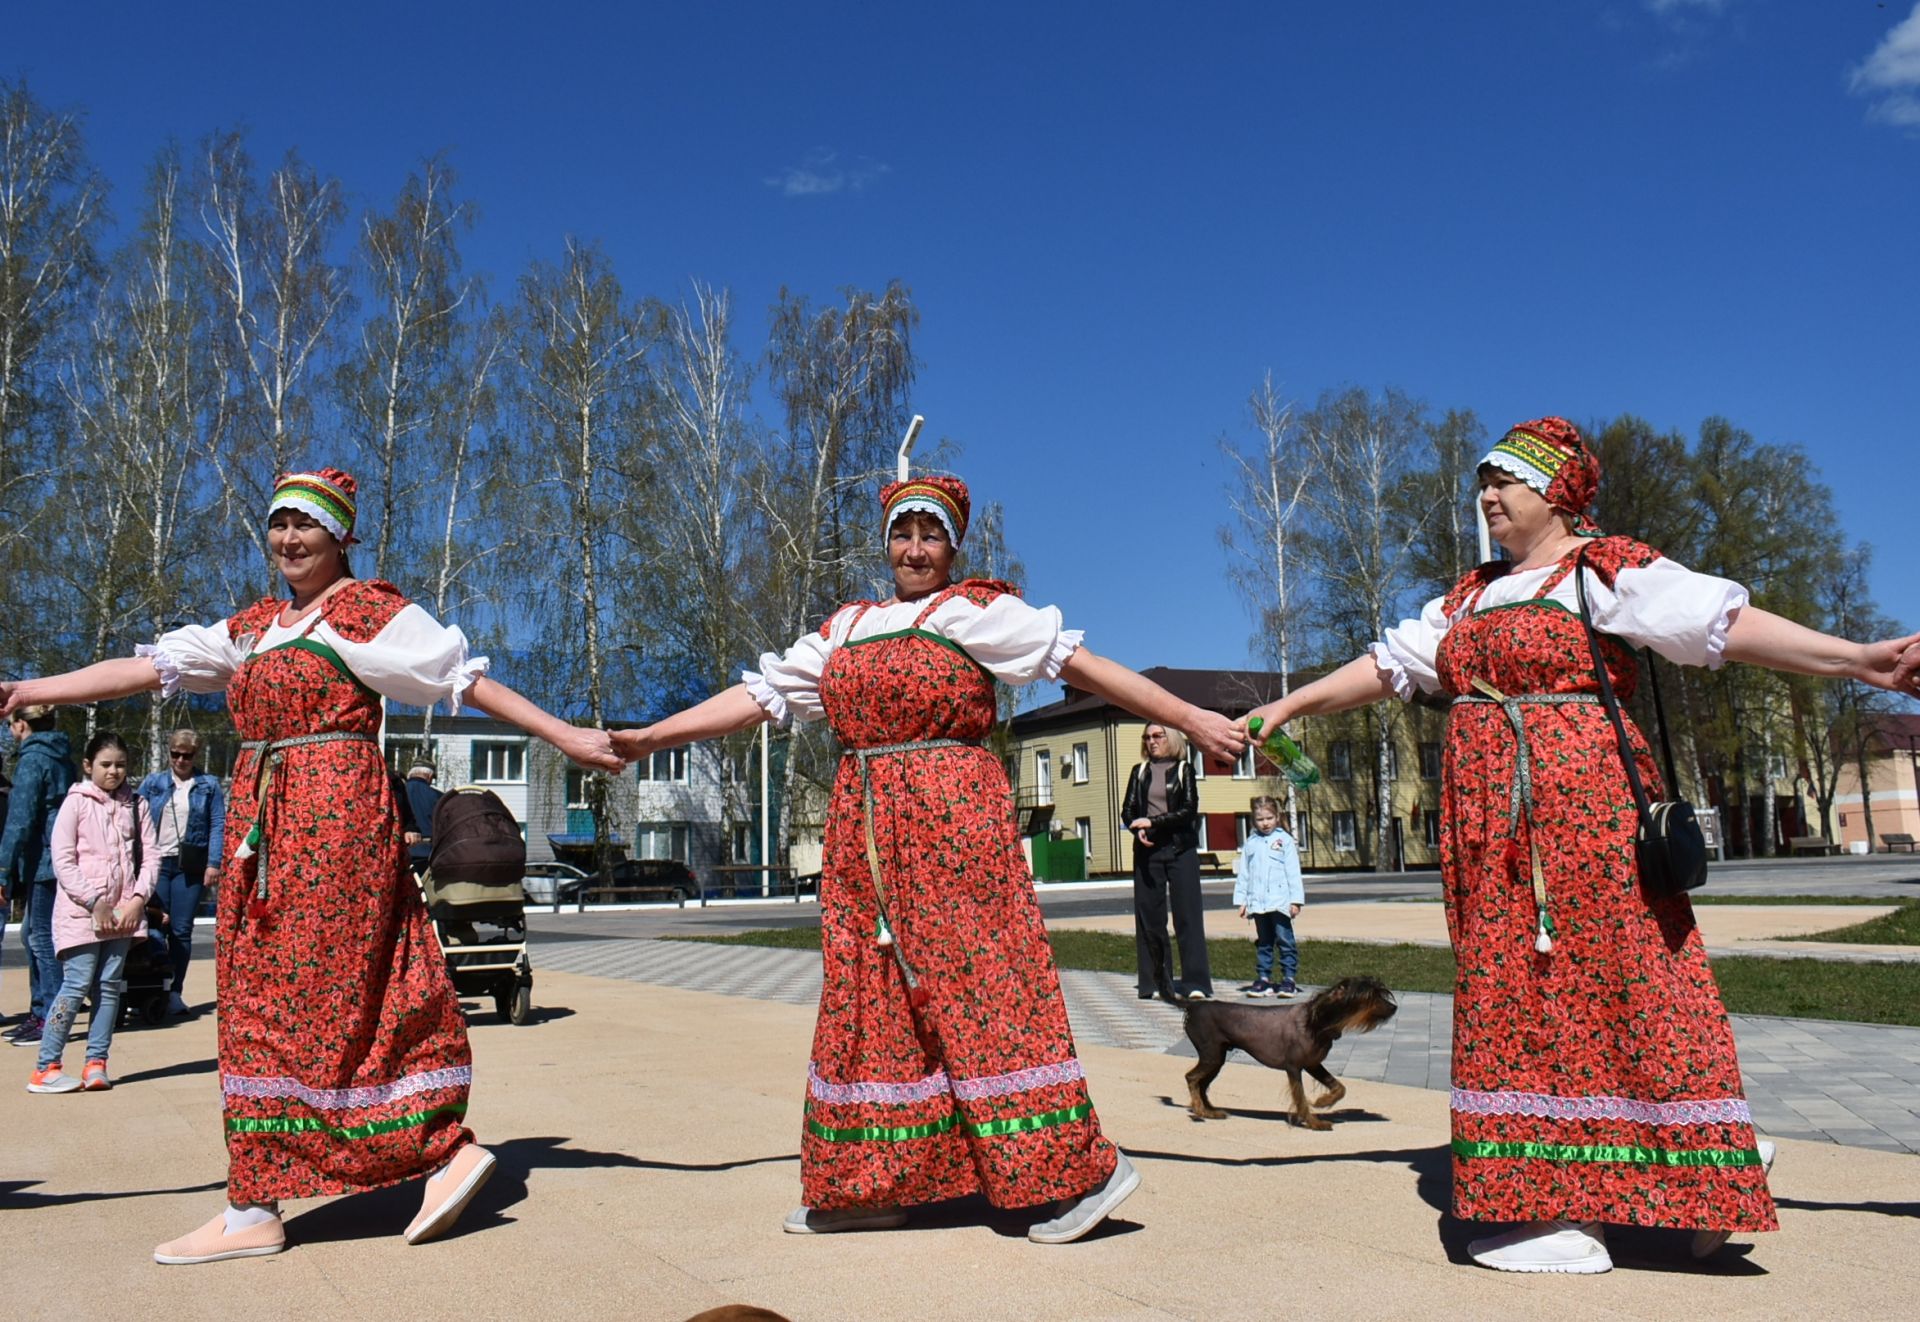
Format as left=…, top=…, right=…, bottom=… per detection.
left=1029, top=835, right=1086, bottom=882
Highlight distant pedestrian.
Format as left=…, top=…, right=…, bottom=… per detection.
left=1233, top=796, right=1303, bottom=998
left=402, top=759, right=442, bottom=875
left=29, top=731, right=157, bottom=1094
left=137, top=729, right=225, bottom=1016
left=0, top=705, right=77, bottom=1048
left=1122, top=724, right=1213, bottom=1001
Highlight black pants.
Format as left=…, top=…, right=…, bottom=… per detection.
left=1133, top=840, right=1211, bottom=996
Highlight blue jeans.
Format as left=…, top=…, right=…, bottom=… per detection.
left=1253, top=911, right=1297, bottom=984
left=24, top=881, right=61, bottom=1019
left=154, top=857, right=206, bottom=1000
left=38, top=938, right=131, bottom=1069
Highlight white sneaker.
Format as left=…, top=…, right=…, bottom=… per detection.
left=782, top=1205, right=906, bottom=1234
left=1469, top=1220, right=1611, bottom=1274
left=1027, top=1152, right=1141, bottom=1244
left=1690, top=1139, right=1777, bottom=1259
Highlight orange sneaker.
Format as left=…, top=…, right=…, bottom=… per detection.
left=27, top=1063, right=82, bottom=1094
left=82, top=1059, right=112, bottom=1091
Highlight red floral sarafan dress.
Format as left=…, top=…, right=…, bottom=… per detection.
left=759, top=580, right=1117, bottom=1211
left=1403, top=538, right=1775, bottom=1232
left=204, top=582, right=472, bottom=1201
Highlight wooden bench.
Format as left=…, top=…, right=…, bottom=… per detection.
left=1787, top=835, right=1841, bottom=857
left=1883, top=833, right=1918, bottom=854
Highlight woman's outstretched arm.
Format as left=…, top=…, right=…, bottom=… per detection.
left=1239, top=653, right=1397, bottom=734
left=608, top=684, right=769, bottom=763
left=465, top=676, right=624, bottom=772
left=0, top=659, right=162, bottom=714
left=1724, top=609, right=1920, bottom=695
left=1058, top=649, right=1245, bottom=761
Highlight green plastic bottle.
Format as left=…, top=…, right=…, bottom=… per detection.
left=1246, top=716, right=1321, bottom=789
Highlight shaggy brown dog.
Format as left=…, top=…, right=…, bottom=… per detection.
left=1183, top=976, right=1397, bottom=1129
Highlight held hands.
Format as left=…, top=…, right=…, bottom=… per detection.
left=1861, top=631, right=1920, bottom=697
left=1128, top=817, right=1155, bottom=848
left=609, top=726, right=664, bottom=764
left=558, top=727, right=624, bottom=773
left=1235, top=699, right=1288, bottom=741
left=91, top=895, right=145, bottom=937
left=1185, top=708, right=1248, bottom=763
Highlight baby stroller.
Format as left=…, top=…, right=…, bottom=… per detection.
left=121, top=913, right=175, bottom=1026
left=419, top=786, right=534, bottom=1025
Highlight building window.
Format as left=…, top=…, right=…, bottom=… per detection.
left=1422, top=811, right=1441, bottom=848
left=732, top=823, right=753, bottom=863
left=1071, top=742, right=1089, bottom=785
left=1420, top=741, right=1442, bottom=780
left=1232, top=744, right=1255, bottom=780
left=387, top=740, right=429, bottom=774
left=1074, top=817, right=1092, bottom=847
left=1189, top=744, right=1207, bottom=781
left=472, top=741, right=526, bottom=784
left=565, top=768, right=592, bottom=810
left=1034, top=748, right=1053, bottom=801
left=1386, top=742, right=1401, bottom=782
left=1328, top=740, right=1352, bottom=782
left=1332, top=811, right=1358, bottom=853
left=634, top=822, right=690, bottom=862
left=637, top=748, right=688, bottom=783
left=1235, top=812, right=1252, bottom=844
left=1291, top=811, right=1309, bottom=850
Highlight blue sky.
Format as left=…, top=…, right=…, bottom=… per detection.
left=11, top=1, right=1919, bottom=676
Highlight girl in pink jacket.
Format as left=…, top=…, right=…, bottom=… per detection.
left=29, top=731, right=157, bottom=1094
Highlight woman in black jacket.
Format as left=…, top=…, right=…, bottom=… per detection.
left=1121, top=724, right=1212, bottom=1000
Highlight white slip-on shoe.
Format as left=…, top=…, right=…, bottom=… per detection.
left=1691, top=1138, right=1777, bottom=1259
left=154, top=1211, right=286, bottom=1265
left=782, top=1205, right=907, bottom=1234
left=1027, top=1152, right=1141, bottom=1245
left=405, top=1143, right=497, bottom=1245
left=1469, top=1220, right=1612, bottom=1274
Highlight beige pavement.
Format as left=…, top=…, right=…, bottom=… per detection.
left=3, top=968, right=1915, bottom=1321
left=1050, top=901, right=1917, bottom=963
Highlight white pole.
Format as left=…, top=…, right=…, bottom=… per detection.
left=895, top=414, right=925, bottom=483
left=759, top=719, right=771, bottom=897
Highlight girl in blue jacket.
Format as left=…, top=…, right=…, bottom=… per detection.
left=1233, top=796, right=1304, bottom=997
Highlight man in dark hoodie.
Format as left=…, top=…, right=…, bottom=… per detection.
left=1, top=705, right=78, bottom=1046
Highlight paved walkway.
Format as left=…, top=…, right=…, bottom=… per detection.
left=530, top=935, right=1920, bottom=1155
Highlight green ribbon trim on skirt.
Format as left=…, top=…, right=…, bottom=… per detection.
left=1454, top=1139, right=1764, bottom=1167
left=226, top=1102, right=467, bottom=1141
left=806, top=1101, right=1094, bottom=1144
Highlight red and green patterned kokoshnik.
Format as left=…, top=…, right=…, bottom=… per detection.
left=271, top=468, right=358, bottom=543
left=1480, top=416, right=1601, bottom=532
left=881, top=474, right=970, bottom=547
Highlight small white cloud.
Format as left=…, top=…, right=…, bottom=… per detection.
left=1645, top=0, right=1729, bottom=14
left=1852, top=2, right=1920, bottom=129
left=764, top=150, right=891, bottom=198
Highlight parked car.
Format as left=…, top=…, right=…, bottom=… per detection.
left=605, top=857, right=697, bottom=903
left=519, top=861, right=589, bottom=906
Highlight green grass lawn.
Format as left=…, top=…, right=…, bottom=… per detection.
left=1778, top=900, right=1920, bottom=946
left=672, top=927, right=1920, bottom=1027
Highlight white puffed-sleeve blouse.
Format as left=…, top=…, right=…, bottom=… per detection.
left=1372, top=555, right=1749, bottom=701
left=744, top=592, right=1083, bottom=727
left=139, top=605, right=489, bottom=713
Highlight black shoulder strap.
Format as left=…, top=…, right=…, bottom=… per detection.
left=1573, top=547, right=1655, bottom=826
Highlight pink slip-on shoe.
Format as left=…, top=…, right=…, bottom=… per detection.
left=405, top=1143, right=497, bottom=1245
left=153, top=1212, right=286, bottom=1266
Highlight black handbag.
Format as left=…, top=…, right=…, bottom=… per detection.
left=1573, top=550, right=1709, bottom=895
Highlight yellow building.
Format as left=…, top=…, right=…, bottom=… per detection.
left=1833, top=713, right=1920, bottom=852
left=1008, top=667, right=1448, bottom=877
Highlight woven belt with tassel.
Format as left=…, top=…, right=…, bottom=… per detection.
left=1452, top=684, right=1602, bottom=955
left=233, top=731, right=380, bottom=920
left=847, top=737, right=983, bottom=1008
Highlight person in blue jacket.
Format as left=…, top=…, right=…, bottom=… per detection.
left=1, top=705, right=78, bottom=1045
left=136, top=729, right=224, bottom=1016
left=1232, top=795, right=1304, bottom=998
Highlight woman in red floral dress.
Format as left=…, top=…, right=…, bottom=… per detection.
left=3, top=468, right=620, bottom=1265
left=1244, top=419, right=1920, bottom=1275
left=616, top=474, right=1245, bottom=1243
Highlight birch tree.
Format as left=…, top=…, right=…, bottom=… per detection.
left=1299, top=386, right=1440, bottom=867
left=0, top=81, right=104, bottom=676
left=195, top=134, right=350, bottom=595
left=759, top=283, right=918, bottom=861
